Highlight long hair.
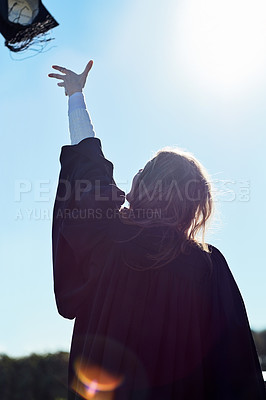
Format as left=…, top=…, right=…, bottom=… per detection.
left=120, top=147, right=213, bottom=268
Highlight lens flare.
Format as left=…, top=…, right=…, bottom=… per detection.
left=71, top=359, right=124, bottom=400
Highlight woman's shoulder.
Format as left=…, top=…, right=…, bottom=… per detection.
left=173, top=242, right=231, bottom=283
left=207, top=244, right=232, bottom=275
left=208, top=244, right=227, bottom=260
left=185, top=243, right=229, bottom=267
left=196, top=245, right=239, bottom=293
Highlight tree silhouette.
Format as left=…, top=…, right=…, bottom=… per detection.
left=0, top=352, right=68, bottom=400
left=0, top=334, right=265, bottom=399
left=253, top=330, right=266, bottom=370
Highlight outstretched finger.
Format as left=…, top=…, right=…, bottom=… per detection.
left=48, top=73, right=65, bottom=80
left=82, top=60, right=93, bottom=78
left=52, top=65, right=69, bottom=73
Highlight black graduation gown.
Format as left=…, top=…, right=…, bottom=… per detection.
left=52, top=138, right=266, bottom=400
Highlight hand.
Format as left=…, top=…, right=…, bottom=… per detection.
left=48, top=60, right=93, bottom=96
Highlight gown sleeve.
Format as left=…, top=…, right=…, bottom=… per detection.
left=52, top=137, right=125, bottom=320
left=202, top=246, right=266, bottom=399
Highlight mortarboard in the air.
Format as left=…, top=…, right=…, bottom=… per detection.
left=0, top=0, right=58, bottom=52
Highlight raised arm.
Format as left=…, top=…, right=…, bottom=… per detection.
left=49, top=62, right=125, bottom=319
left=48, top=61, right=95, bottom=144
left=51, top=137, right=124, bottom=319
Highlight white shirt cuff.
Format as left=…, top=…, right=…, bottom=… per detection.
left=68, top=92, right=96, bottom=145
left=68, top=91, right=86, bottom=115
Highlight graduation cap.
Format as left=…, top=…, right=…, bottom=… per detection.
left=0, top=0, right=58, bottom=52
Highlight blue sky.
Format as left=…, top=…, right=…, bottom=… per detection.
left=1, top=0, right=266, bottom=357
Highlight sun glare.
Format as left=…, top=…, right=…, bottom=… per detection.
left=174, top=0, right=266, bottom=97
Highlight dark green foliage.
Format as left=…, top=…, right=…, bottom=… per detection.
left=252, top=330, right=266, bottom=370
left=0, top=334, right=265, bottom=400
left=0, top=352, right=68, bottom=400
